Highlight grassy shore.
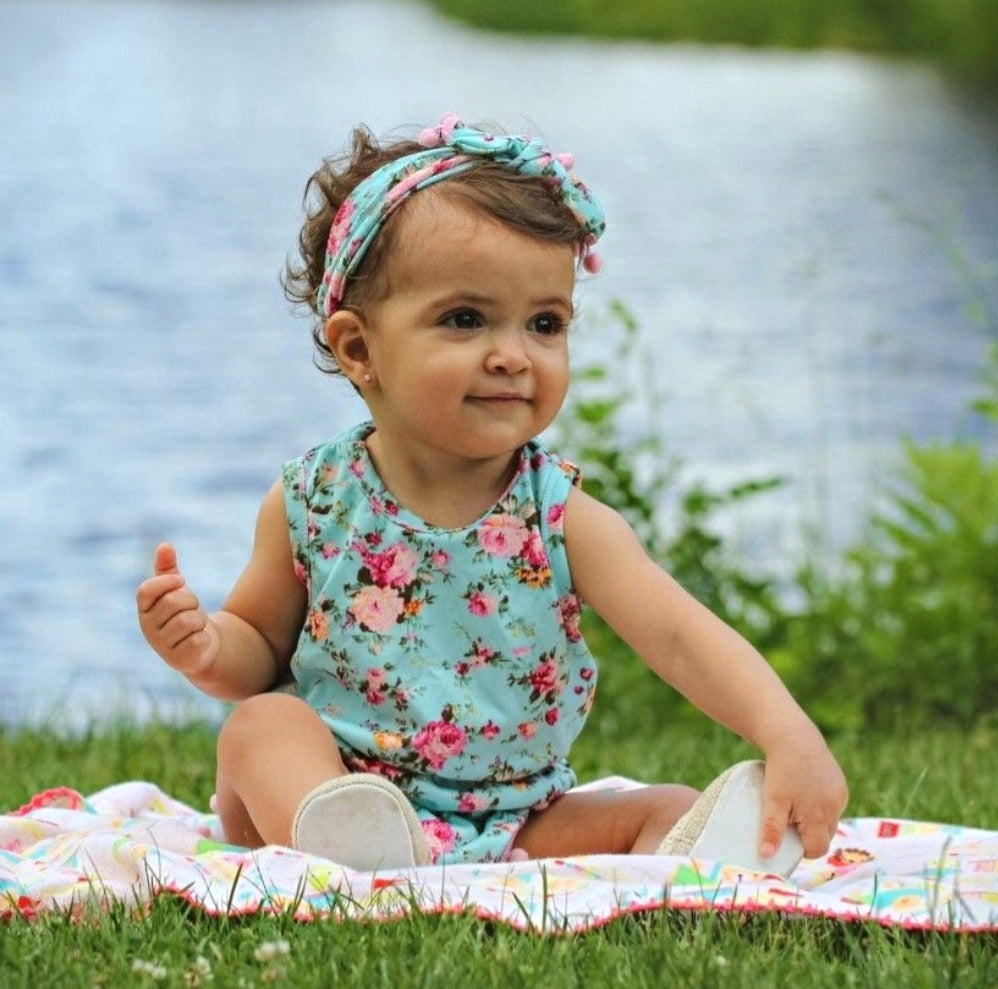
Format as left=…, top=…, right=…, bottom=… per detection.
left=3, top=717, right=998, bottom=987
left=425, top=0, right=998, bottom=88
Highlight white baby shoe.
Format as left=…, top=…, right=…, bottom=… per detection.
left=291, top=773, right=431, bottom=870
left=656, top=760, right=805, bottom=877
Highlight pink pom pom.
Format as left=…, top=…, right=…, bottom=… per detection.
left=555, top=152, right=575, bottom=169
left=418, top=126, right=441, bottom=147
left=582, top=250, right=603, bottom=274
left=420, top=112, right=462, bottom=148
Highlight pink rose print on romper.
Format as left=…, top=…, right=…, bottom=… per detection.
left=511, top=651, right=566, bottom=708
left=349, top=585, right=405, bottom=633
left=347, top=755, right=406, bottom=784
left=412, top=720, right=468, bottom=770
left=306, top=609, right=329, bottom=642
left=364, top=667, right=388, bottom=705
left=467, top=589, right=498, bottom=617
left=528, top=657, right=560, bottom=701
left=318, top=462, right=338, bottom=487
left=477, top=514, right=529, bottom=557
left=363, top=542, right=418, bottom=588
left=457, top=792, right=489, bottom=814
left=556, top=594, right=583, bottom=642
left=420, top=818, right=457, bottom=860
left=455, top=640, right=499, bottom=677
left=522, top=529, right=549, bottom=569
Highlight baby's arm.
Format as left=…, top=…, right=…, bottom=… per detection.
left=136, top=480, right=306, bottom=701
left=563, top=487, right=848, bottom=859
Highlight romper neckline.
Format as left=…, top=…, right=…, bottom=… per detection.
left=347, top=421, right=529, bottom=535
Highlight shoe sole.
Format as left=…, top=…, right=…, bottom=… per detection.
left=657, top=760, right=804, bottom=877
left=291, top=773, right=431, bottom=870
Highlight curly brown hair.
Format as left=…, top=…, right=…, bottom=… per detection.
left=282, top=124, right=594, bottom=376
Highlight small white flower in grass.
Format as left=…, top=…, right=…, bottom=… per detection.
left=184, top=955, right=214, bottom=986
left=132, top=959, right=168, bottom=980
left=254, top=939, right=291, bottom=963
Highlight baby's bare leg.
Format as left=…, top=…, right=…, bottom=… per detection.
left=214, top=693, right=348, bottom=848
left=512, top=784, right=699, bottom=858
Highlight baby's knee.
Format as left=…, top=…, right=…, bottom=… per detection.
left=646, top=783, right=699, bottom=832
left=217, top=693, right=313, bottom=761
left=672, top=784, right=700, bottom=813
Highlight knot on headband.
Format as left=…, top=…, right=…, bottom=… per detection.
left=317, top=113, right=605, bottom=317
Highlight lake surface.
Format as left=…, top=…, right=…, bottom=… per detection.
left=1, top=0, right=996, bottom=728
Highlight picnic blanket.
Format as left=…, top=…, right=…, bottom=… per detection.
left=3, top=778, right=998, bottom=932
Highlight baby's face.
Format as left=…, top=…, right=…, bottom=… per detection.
left=359, top=195, right=576, bottom=468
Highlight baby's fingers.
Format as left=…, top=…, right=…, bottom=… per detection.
left=136, top=569, right=202, bottom=645
left=758, top=788, right=791, bottom=860
left=795, top=816, right=840, bottom=859
left=140, top=580, right=201, bottom=634
left=137, top=583, right=213, bottom=673
left=136, top=544, right=186, bottom=613
left=153, top=542, right=180, bottom=576
left=793, top=787, right=849, bottom=859
left=157, top=601, right=209, bottom=651
left=760, top=793, right=834, bottom=861
left=136, top=573, right=183, bottom=613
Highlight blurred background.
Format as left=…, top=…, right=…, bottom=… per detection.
left=1, top=0, right=996, bottom=729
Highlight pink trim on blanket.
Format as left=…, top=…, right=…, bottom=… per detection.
left=11, top=787, right=85, bottom=817
left=2, top=780, right=997, bottom=932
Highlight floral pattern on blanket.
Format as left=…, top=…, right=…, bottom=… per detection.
left=2, top=779, right=997, bottom=932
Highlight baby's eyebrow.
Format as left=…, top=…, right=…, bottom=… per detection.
left=538, top=297, right=575, bottom=316
left=442, top=292, right=492, bottom=306
left=430, top=292, right=574, bottom=315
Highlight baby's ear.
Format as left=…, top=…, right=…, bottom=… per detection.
left=324, top=310, right=372, bottom=387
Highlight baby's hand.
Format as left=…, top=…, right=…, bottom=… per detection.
left=759, top=735, right=849, bottom=861
left=136, top=543, right=219, bottom=678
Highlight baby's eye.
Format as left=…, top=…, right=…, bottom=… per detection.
left=441, top=309, right=484, bottom=330
left=528, top=312, right=568, bottom=336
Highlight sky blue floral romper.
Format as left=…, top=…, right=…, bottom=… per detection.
left=280, top=422, right=598, bottom=864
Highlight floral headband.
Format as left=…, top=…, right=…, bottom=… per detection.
left=316, top=112, right=606, bottom=317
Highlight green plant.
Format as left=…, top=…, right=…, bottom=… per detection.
left=555, top=301, right=678, bottom=562
left=555, top=301, right=786, bottom=643
left=787, top=345, right=998, bottom=731
left=664, top=478, right=788, bottom=651
left=552, top=303, right=788, bottom=731
left=973, top=341, right=998, bottom=419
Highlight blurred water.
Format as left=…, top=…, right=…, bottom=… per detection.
left=1, top=0, right=996, bottom=727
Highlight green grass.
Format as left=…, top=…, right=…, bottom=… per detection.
left=4, top=897, right=998, bottom=988
left=425, top=0, right=998, bottom=88
left=3, top=715, right=998, bottom=987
